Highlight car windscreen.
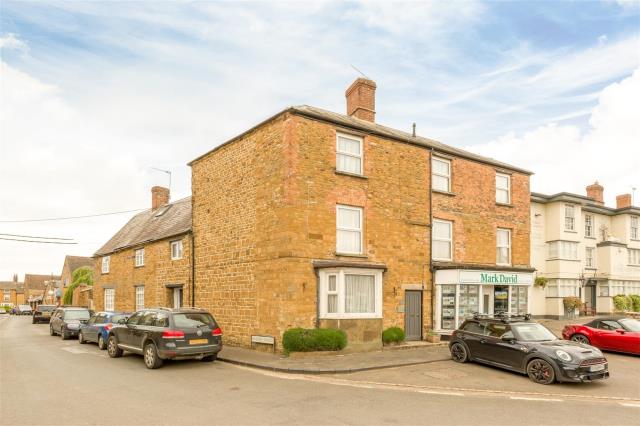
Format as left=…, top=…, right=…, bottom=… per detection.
left=19, top=305, right=31, bottom=310
left=619, top=318, right=640, bottom=332
left=37, top=306, right=55, bottom=311
left=65, top=310, right=90, bottom=320
left=512, top=324, right=557, bottom=342
left=109, top=314, right=128, bottom=324
left=172, top=313, right=215, bottom=328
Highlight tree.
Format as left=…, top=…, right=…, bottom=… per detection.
left=62, top=267, right=94, bottom=305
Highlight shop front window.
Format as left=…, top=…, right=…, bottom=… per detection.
left=458, top=285, right=479, bottom=325
left=441, top=285, right=456, bottom=330
left=510, top=286, right=528, bottom=315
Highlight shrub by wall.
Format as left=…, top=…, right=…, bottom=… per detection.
left=613, top=295, right=632, bottom=312
left=382, top=327, right=405, bottom=344
left=629, top=295, right=640, bottom=313
left=282, top=328, right=347, bottom=353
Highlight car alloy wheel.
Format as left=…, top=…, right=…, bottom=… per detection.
left=107, top=336, right=122, bottom=358
left=571, top=334, right=590, bottom=345
left=450, top=342, right=469, bottom=363
left=144, top=343, right=163, bottom=369
left=527, top=359, right=555, bottom=385
left=98, top=335, right=106, bottom=350
left=78, top=332, right=85, bottom=344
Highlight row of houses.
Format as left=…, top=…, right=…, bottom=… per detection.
left=83, top=78, right=639, bottom=352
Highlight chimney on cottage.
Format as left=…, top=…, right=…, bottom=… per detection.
left=346, top=78, right=377, bottom=122
left=616, top=193, right=632, bottom=209
left=151, top=186, right=170, bottom=210
left=586, top=181, right=604, bottom=205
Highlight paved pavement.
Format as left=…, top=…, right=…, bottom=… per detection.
left=1, top=315, right=639, bottom=426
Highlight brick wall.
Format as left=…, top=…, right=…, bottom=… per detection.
left=93, top=233, right=192, bottom=312
left=432, top=156, right=530, bottom=267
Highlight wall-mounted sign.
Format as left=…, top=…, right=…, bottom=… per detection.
left=459, top=270, right=533, bottom=285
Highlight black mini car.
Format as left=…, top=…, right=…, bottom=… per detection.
left=449, top=314, right=609, bottom=385
left=107, top=307, right=222, bottom=369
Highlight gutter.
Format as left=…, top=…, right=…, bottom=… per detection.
left=191, top=231, right=195, bottom=307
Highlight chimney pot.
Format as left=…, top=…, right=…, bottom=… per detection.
left=586, top=181, right=604, bottom=205
left=151, top=186, right=170, bottom=210
left=345, top=78, right=376, bottom=122
left=616, top=193, right=632, bottom=209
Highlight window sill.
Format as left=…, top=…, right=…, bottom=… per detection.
left=546, top=258, right=581, bottom=262
left=564, top=230, right=578, bottom=233
left=495, top=202, right=514, bottom=208
left=628, top=264, right=640, bottom=267
left=171, top=257, right=183, bottom=261
left=134, top=265, right=144, bottom=269
left=432, top=189, right=456, bottom=197
left=320, top=315, right=382, bottom=320
left=335, top=170, right=368, bottom=180
left=432, top=257, right=453, bottom=262
left=584, top=236, right=596, bottom=240
left=101, top=272, right=109, bottom=275
left=585, top=267, right=597, bottom=271
left=335, top=252, right=368, bottom=258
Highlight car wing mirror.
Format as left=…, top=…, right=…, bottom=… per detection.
left=615, top=328, right=625, bottom=334
left=501, top=335, right=515, bottom=343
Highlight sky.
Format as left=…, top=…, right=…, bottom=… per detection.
left=1, top=0, right=639, bottom=280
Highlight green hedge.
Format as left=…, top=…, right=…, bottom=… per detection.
left=282, top=328, right=347, bottom=353
left=630, top=295, right=640, bottom=313
left=382, top=327, right=405, bottom=344
left=613, top=295, right=631, bottom=312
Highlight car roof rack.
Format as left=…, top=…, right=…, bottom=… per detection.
left=472, top=312, right=532, bottom=323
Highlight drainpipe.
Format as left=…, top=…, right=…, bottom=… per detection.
left=191, top=232, right=195, bottom=308
left=429, top=147, right=436, bottom=332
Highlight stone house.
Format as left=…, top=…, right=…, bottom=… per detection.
left=1, top=275, right=23, bottom=305
left=58, top=255, right=95, bottom=305
left=189, top=78, right=533, bottom=351
left=24, top=274, right=60, bottom=308
left=530, top=182, right=640, bottom=318
left=93, top=188, right=192, bottom=313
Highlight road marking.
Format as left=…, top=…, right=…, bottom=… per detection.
left=61, top=346, right=90, bottom=354
left=619, top=403, right=640, bottom=408
left=510, top=396, right=563, bottom=402
left=418, top=390, right=465, bottom=397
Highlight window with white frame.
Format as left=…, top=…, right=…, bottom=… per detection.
left=336, top=133, right=363, bottom=175
left=585, top=247, right=596, bottom=268
left=564, top=204, right=575, bottom=231
left=432, top=219, right=453, bottom=261
left=101, top=256, right=110, bottom=274
left=548, top=241, right=578, bottom=260
left=496, top=173, right=510, bottom=204
left=135, top=248, right=144, bottom=267
left=104, top=288, right=115, bottom=312
left=545, top=279, right=579, bottom=297
left=496, top=228, right=511, bottom=265
left=135, top=286, right=144, bottom=310
left=171, top=240, right=183, bottom=260
left=584, top=214, right=594, bottom=237
left=336, top=205, right=363, bottom=254
left=631, top=216, right=639, bottom=240
left=629, top=249, right=640, bottom=266
left=432, top=157, right=451, bottom=192
left=319, top=268, right=382, bottom=319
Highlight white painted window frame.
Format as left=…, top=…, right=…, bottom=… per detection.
left=564, top=204, right=575, bottom=231
left=135, top=286, right=144, bottom=311
left=496, top=228, right=512, bottom=266
left=629, top=249, right=640, bottom=266
left=336, top=204, right=363, bottom=255
left=104, top=288, right=115, bottom=312
left=631, top=216, right=639, bottom=240
left=318, top=268, right=383, bottom=319
left=135, top=248, right=145, bottom=267
left=336, top=133, right=363, bottom=175
left=585, top=247, right=596, bottom=268
left=432, top=157, right=451, bottom=192
left=496, top=173, right=511, bottom=204
left=432, top=219, right=453, bottom=261
left=101, top=256, right=110, bottom=274
left=584, top=214, right=593, bottom=237
left=171, top=240, right=183, bottom=260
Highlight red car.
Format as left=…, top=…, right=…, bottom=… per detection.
left=562, top=317, right=640, bottom=355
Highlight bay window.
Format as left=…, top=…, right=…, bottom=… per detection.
left=319, top=268, right=382, bottom=319
left=548, top=241, right=578, bottom=260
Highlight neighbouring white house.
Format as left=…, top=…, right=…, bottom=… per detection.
left=530, top=182, right=640, bottom=319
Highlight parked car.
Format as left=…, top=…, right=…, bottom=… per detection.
left=32, top=305, right=56, bottom=324
left=448, top=313, right=609, bottom=384
left=562, top=317, right=640, bottom=355
left=79, top=311, right=130, bottom=349
left=17, top=304, right=33, bottom=315
left=49, top=307, right=91, bottom=339
left=107, top=307, right=222, bottom=369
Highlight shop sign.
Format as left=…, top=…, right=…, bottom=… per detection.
left=459, top=270, right=533, bottom=285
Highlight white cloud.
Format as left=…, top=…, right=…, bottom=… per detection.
left=467, top=69, right=640, bottom=206
left=0, top=33, right=28, bottom=52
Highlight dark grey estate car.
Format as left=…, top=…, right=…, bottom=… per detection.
left=49, top=307, right=91, bottom=339
left=107, top=307, right=222, bottom=369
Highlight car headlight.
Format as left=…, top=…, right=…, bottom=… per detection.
left=555, top=350, right=572, bottom=362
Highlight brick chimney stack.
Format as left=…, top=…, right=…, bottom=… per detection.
left=616, top=194, right=632, bottom=209
left=151, top=186, right=170, bottom=210
left=586, top=181, right=604, bottom=205
left=346, top=78, right=377, bottom=122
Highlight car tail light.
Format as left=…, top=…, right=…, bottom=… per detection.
left=162, top=329, right=185, bottom=339
left=104, top=324, right=113, bottom=331
left=211, top=327, right=222, bottom=336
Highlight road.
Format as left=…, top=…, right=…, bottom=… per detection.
left=1, top=315, right=639, bottom=426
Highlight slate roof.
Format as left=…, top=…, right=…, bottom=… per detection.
left=189, top=105, right=533, bottom=175
left=63, top=255, right=95, bottom=273
left=94, top=196, right=191, bottom=256
left=24, top=274, right=60, bottom=291
left=531, top=192, right=640, bottom=216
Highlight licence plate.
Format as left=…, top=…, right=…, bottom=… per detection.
left=189, top=339, right=208, bottom=345
left=590, top=364, right=605, bottom=372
